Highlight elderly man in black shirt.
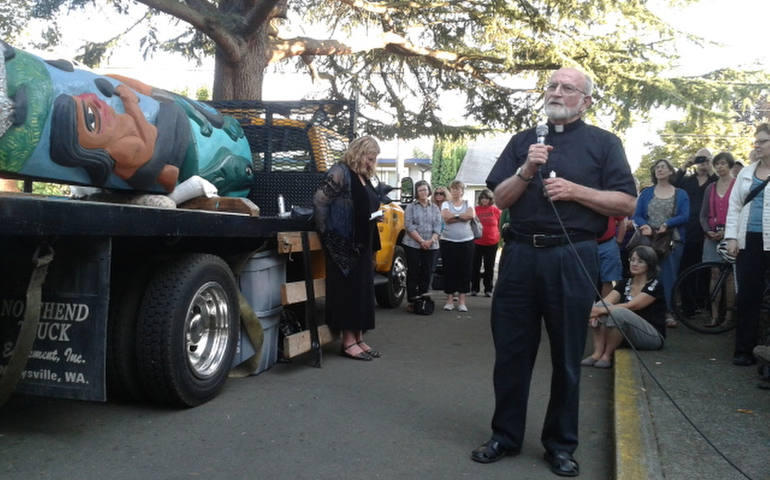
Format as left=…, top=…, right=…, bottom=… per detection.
left=470, top=68, right=637, bottom=477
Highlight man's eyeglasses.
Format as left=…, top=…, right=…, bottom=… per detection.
left=545, top=82, right=586, bottom=96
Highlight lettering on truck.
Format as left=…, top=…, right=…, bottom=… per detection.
left=1, top=299, right=90, bottom=322
left=2, top=299, right=91, bottom=342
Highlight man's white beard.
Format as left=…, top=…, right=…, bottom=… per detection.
left=545, top=102, right=581, bottom=121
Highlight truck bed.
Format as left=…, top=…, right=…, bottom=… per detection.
left=0, top=192, right=313, bottom=238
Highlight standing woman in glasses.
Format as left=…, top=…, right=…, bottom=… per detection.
left=402, top=180, right=442, bottom=310
left=725, top=123, right=770, bottom=366
left=433, top=187, right=447, bottom=209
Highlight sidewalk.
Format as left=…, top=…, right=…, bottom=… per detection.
left=614, top=325, right=770, bottom=480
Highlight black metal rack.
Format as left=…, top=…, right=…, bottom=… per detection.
left=207, top=99, right=356, bottom=217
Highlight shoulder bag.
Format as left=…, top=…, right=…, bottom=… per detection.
left=470, top=216, right=483, bottom=239
left=467, top=201, right=483, bottom=239
left=743, top=176, right=770, bottom=206
left=628, top=190, right=677, bottom=258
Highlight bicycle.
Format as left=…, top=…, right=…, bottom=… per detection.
left=672, top=260, right=737, bottom=334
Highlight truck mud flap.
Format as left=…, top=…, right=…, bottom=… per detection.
left=0, top=238, right=110, bottom=402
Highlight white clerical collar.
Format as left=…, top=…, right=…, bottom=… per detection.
left=554, top=124, right=565, bottom=133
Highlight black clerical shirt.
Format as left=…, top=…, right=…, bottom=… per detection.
left=486, top=119, right=637, bottom=236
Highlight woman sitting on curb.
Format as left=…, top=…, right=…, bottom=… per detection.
left=582, top=245, right=666, bottom=368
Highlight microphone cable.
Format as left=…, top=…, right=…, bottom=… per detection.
left=535, top=169, right=756, bottom=480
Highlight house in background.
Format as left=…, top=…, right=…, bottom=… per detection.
left=376, top=157, right=432, bottom=195
left=454, top=136, right=510, bottom=204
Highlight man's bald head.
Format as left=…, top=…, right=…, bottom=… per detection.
left=544, top=68, right=593, bottom=125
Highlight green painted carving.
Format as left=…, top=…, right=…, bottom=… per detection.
left=0, top=49, right=53, bottom=171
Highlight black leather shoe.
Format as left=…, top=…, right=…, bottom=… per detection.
left=733, top=354, right=757, bottom=366
left=470, top=440, right=518, bottom=464
left=357, top=341, right=381, bottom=358
left=544, top=451, right=579, bottom=477
left=340, top=343, right=372, bottom=361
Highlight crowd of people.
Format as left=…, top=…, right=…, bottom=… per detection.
left=313, top=66, right=769, bottom=477
left=406, top=130, right=767, bottom=375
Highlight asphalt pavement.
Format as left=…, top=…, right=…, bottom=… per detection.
left=0, top=293, right=614, bottom=480
left=615, top=323, right=770, bottom=480
left=4, top=289, right=768, bottom=479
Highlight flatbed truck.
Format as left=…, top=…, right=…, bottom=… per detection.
left=0, top=191, right=313, bottom=407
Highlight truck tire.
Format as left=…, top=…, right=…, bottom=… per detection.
left=136, top=254, right=238, bottom=407
left=375, top=246, right=407, bottom=308
left=107, top=265, right=151, bottom=402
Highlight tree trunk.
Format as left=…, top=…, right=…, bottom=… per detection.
left=212, top=27, right=270, bottom=101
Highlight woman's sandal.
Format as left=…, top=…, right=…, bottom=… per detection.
left=357, top=341, right=381, bottom=358
left=580, top=356, right=598, bottom=366
left=340, top=343, right=372, bottom=361
left=594, top=359, right=612, bottom=369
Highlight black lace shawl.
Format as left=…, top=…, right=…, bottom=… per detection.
left=313, top=163, right=358, bottom=276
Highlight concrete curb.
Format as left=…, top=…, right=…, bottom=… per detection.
left=613, top=349, right=664, bottom=480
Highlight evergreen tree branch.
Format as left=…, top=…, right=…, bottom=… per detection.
left=138, top=0, right=243, bottom=62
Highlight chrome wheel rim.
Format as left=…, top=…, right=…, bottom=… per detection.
left=392, top=254, right=407, bottom=300
left=184, top=281, right=231, bottom=379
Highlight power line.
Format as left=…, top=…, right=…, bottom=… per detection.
left=658, top=133, right=747, bottom=138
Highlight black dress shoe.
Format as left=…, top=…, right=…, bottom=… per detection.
left=470, top=440, right=518, bottom=464
left=340, top=343, right=372, bottom=361
left=544, top=451, right=579, bottom=477
left=357, top=341, right=381, bottom=358
left=733, top=354, right=757, bottom=366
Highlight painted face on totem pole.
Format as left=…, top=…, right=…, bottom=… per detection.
left=3, top=43, right=254, bottom=196
left=71, top=93, right=120, bottom=148
left=49, top=84, right=165, bottom=189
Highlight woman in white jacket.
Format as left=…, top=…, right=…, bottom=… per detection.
left=724, top=123, right=770, bottom=366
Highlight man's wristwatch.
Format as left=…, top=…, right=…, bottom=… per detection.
left=454, top=214, right=460, bottom=219
left=516, top=166, right=534, bottom=182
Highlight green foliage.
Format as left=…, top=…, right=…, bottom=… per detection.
left=431, top=138, right=467, bottom=188
left=636, top=120, right=753, bottom=187
left=173, top=85, right=209, bottom=101
left=295, top=0, right=770, bottom=138
left=7, top=0, right=770, bottom=143
left=195, top=86, right=211, bottom=101
left=0, top=1, right=34, bottom=42
left=32, top=182, right=70, bottom=196
left=5, top=180, right=71, bottom=196
left=635, top=84, right=769, bottom=187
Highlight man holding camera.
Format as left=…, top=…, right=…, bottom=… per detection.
left=671, top=148, right=717, bottom=320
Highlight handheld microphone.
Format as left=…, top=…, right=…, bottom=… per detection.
left=535, top=124, right=550, bottom=181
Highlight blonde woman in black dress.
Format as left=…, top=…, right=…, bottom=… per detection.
left=314, top=136, right=382, bottom=360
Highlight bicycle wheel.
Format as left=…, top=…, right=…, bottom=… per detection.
left=672, top=261, right=737, bottom=334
